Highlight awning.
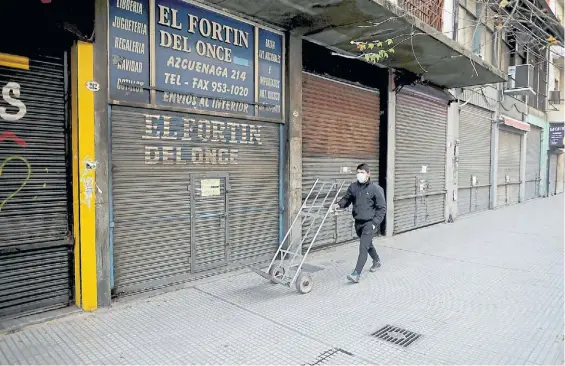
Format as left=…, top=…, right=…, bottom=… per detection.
left=210, top=0, right=507, bottom=88
left=501, top=115, right=531, bottom=132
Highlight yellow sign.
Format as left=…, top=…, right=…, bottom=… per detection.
left=0, top=53, right=29, bottom=70
left=201, top=179, right=221, bottom=197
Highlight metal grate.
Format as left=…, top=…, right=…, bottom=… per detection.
left=304, top=348, right=354, bottom=365
left=372, top=325, right=422, bottom=348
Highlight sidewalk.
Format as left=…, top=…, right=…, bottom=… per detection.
left=1, top=196, right=563, bottom=365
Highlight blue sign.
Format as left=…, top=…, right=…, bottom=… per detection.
left=549, top=122, right=565, bottom=148
left=257, top=29, right=283, bottom=120
left=154, top=0, right=255, bottom=116
left=109, top=0, right=151, bottom=103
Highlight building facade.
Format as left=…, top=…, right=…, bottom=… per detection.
left=0, top=0, right=563, bottom=320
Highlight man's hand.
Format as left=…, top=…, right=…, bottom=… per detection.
left=332, top=203, right=340, bottom=212
left=373, top=224, right=376, bottom=231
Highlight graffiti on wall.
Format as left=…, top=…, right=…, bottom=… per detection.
left=0, top=81, right=30, bottom=212
left=142, top=114, right=263, bottom=165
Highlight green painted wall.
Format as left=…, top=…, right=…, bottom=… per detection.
left=526, top=114, right=549, bottom=196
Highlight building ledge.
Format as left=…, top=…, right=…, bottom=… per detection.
left=205, top=0, right=507, bottom=88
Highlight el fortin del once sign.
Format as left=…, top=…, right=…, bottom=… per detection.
left=108, top=0, right=285, bottom=121
left=143, top=114, right=263, bottom=165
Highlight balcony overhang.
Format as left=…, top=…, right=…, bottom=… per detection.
left=205, top=0, right=507, bottom=88
left=504, top=87, right=536, bottom=98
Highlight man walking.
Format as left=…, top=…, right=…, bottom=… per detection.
left=333, top=164, right=386, bottom=283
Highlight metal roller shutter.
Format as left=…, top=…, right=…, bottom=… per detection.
left=0, top=54, right=72, bottom=318
left=302, top=73, right=380, bottom=250
left=111, top=106, right=280, bottom=294
left=548, top=153, right=558, bottom=195
left=525, top=126, right=542, bottom=200
left=394, top=90, right=447, bottom=233
left=458, top=105, right=492, bottom=216
left=496, top=129, right=522, bottom=206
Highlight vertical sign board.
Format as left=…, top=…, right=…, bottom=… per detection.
left=108, top=0, right=284, bottom=121
left=109, top=0, right=151, bottom=103
left=257, top=29, right=283, bottom=120
left=549, top=122, right=565, bottom=149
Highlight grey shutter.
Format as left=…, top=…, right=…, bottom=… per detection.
left=394, top=89, right=447, bottom=233
left=525, top=126, right=542, bottom=200
left=301, top=73, right=380, bottom=250
left=497, top=129, right=522, bottom=206
left=458, top=105, right=492, bottom=216
left=111, top=106, right=280, bottom=294
left=0, top=54, right=72, bottom=318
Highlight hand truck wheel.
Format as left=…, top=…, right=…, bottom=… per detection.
left=269, top=265, right=285, bottom=284
left=295, top=272, right=313, bottom=294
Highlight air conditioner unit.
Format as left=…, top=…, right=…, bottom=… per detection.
left=505, top=64, right=536, bottom=97
left=549, top=90, right=561, bottom=103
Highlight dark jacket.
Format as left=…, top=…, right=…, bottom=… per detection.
left=337, top=179, right=386, bottom=226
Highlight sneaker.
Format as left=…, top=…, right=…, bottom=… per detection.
left=370, top=260, right=382, bottom=272
left=347, top=271, right=360, bottom=283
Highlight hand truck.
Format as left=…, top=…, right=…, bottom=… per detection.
left=249, top=179, right=347, bottom=294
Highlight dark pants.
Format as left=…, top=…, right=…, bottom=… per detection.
left=354, top=221, right=380, bottom=274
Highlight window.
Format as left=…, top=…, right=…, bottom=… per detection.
left=472, top=24, right=484, bottom=56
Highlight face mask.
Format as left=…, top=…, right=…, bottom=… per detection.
left=356, top=172, right=368, bottom=183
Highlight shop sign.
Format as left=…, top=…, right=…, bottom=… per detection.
left=143, top=113, right=262, bottom=165
left=549, top=122, right=565, bottom=148
left=108, top=0, right=284, bottom=120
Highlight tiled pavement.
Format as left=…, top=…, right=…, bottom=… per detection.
left=1, top=196, right=563, bottom=365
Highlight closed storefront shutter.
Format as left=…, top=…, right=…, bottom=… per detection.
left=111, top=106, right=280, bottom=294
left=525, top=126, right=542, bottom=200
left=0, top=54, right=72, bottom=318
left=302, top=73, right=380, bottom=250
left=496, top=129, right=522, bottom=206
left=458, top=105, right=492, bottom=216
left=548, top=153, right=558, bottom=195
left=394, top=89, right=447, bottom=233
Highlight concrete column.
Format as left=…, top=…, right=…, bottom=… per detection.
left=93, top=0, right=111, bottom=307
left=445, top=90, right=459, bottom=222
left=551, top=150, right=565, bottom=194
left=71, top=42, right=98, bottom=311
left=519, top=132, right=527, bottom=202
left=286, top=34, right=303, bottom=249
left=490, top=86, right=502, bottom=209
left=385, top=70, right=396, bottom=237
left=490, top=122, right=500, bottom=208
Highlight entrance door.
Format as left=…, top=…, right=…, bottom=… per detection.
left=191, top=174, right=229, bottom=272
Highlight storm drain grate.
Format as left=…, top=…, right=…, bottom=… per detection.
left=372, top=325, right=422, bottom=348
left=304, top=348, right=354, bottom=365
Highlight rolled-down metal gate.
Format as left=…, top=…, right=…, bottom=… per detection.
left=302, top=73, right=380, bottom=250
left=458, top=104, right=492, bottom=216
left=497, top=129, right=522, bottom=206
left=394, top=89, right=447, bottom=233
left=0, top=54, right=72, bottom=319
left=525, top=126, right=542, bottom=200
left=111, top=107, right=281, bottom=294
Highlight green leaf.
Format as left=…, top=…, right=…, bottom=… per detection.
left=368, top=43, right=375, bottom=49
left=377, top=41, right=383, bottom=48
left=364, top=54, right=371, bottom=62
left=388, top=48, right=395, bottom=54
left=359, top=43, right=367, bottom=51
left=386, top=39, right=393, bottom=45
